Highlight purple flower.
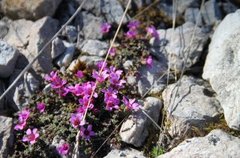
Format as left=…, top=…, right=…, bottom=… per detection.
left=37, top=102, right=46, bottom=113
left=57, top=142, right=70, bottom=156
left=92, top=70, right=109, bottom=83
left=14, top=120, right=26, bottom=131
left=102, top=88, right=120, bottom=111
left=127, top=20, right=140, bottom=30
left=70, top=113, right=85, bottom=128
left=45, top=71, right=67, bottom=89
left=67, top=84, right=84, bottom=96
left=22, top=128, right=39, bottom=145
left=78, top=95, right=94, bottom=110
left=18, top=109, right=30, bottom=122
left=146, top=25, right=159, bottom=39
left=97, top=61, right=108, bottom=71
left=76, top=70, right=84, bottom=78
left=80, top=124, right=95, bottom=141
left=146, top=55, right=153, bottom=67
left=100, top=22, right=111, bottom=34
left=109, top=47, right=117, bottom=56
left=109, top=66, right=126, bottom=89
left=123, top=96, right=140, bottom=111
left=125, top=29, right=137, bottom=39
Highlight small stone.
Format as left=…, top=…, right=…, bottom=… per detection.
left=55, top=41, right=76, bottom=68
left=123, top=60, right=133, bottom=70
left=137, top=58, right=168, bottom=96
left=0, top=116, right=13, bottom=158
left=158, top=129, right=240, bottom=158
left=62, top=25, right=78, bottom=43
left=127, top=75, right=136, bottom=85
left=51, top=37, right=66, bottom=59
left=184, top=8, right=203, bottom=25
left=79, top=40, right=108, bottom=57
left=120, top=97, right=162, bottom=147
left=0, top=40, right=19, bottom=78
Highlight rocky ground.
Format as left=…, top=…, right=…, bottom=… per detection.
left=0, top=0, right=240, bottom=158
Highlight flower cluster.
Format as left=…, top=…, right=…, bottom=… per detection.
left=14, top=109, right=30, bottom=130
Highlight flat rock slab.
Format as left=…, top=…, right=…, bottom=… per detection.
left=0, top=116, right=13, bottom=158
left=158, top=129, right=240, bottom=158
left=203, top=9, right=240, bottom=130
left=162, top=76, right=222, bottom=135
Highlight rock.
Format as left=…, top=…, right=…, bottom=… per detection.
left=62, top=25, right=78, bottom=43
left=127, top=75, right=136, bottom=86
left=76, top=12, right=104, bottom=40
left=51, top=37, right=65, bottom=59
left=0, top=20, right=9, bottom=39
left=120, top=97, right=162, bottom=147
left=55, top=41, right=76, bottom=68
left=202, top=9, right=240, bottom=130
left=176, top=0, right=200, bottom=15
left=7, top=70, right=40, bottom=110
left=79, top=55, right=103, bottom=68
left=1, top=0, right=62, bottom=20
left=184, top=8, right=203, bottom=25
left=221, top=1, right=238, bottom=15
left=101, top=0, right=128, bottom=24
left=76, top=0, right=101, bottom=16
left=123, top=60, right=133, bottom=70
left=4, top=17, right=59, bottom=74
left=163, top=76, right=222, bottom=132
left=79, top=40, right=108, bottom=57
left=151, top=22, right=209, bottom=73
left=158, top=129, right=240, bottom=158
left=0, top=80, right=6, bottom=110
left=120, top=0, right=152, bottom=10
left=0, top=116, right=13, bottom=158
left=137, top=58, right=168, bottom=96
left=201, top=0, right=222, bottom=26
left=104, top=148, right=146, bottom=158
left=0, top=40, right=19, bottom=78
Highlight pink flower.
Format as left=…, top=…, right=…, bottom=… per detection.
left=146, top=25, right=159, bottom=39
left=18, top=109, right=30, bottom=122
left=125, top=29, right=137, bottom=39
left=37, top=102, right=46, bottom=113
left=57, top=142, right=70, bottom=156
left=102, top=88, right=120, bottom=111
left=109, top=47, right=117, bottom=56
left=14, top=120, right=26, bottom=131
left=76, top=70, right=84, bottom=78
left=127, top=20, right=140, bottom=30
left=97, top=61, right=108, bottom=71
left=45, top=71, right=67, bottom=89
left=70, top=113, right=85, bottom=128
left=146, top=55, right=153, bottom=67
left=78, top=95, right=94, bottom=109
left=92, top=70, right=109, bottom=83
left=109, top=66, right=126, bottom=89
left=22, top=128, right=39, bottom=144
left=100, top=22, right=111, bottom=34
left=123, top=96, right=140, bottom=111
left=80, top=125, right=95, bottom=141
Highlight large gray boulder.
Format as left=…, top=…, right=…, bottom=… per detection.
left=151, top=22, right=209, bottom=73
left=0, top=40, right=19, bottom=78
left=79, top=40, right=109, bottom=57
left=203, top=9, right=240, bottom=130
left=162, top=76, right=222, bottom=136
left=0, top=116, right=13, bottom=158
left=158, top=129, right=240, bottom=158
left=4, top=17, right=59, bottom=74
left=1, top=0, right=62, bottom=20
left=120, top=97, right=162, bottom=147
